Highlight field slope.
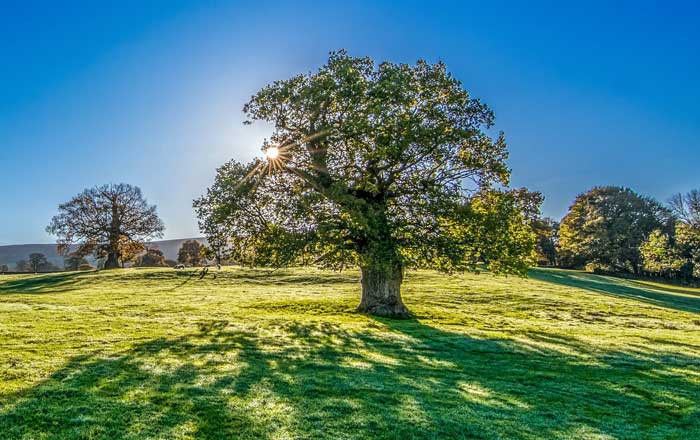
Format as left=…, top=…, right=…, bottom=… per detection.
left=0, top=267, right=699, bottom=439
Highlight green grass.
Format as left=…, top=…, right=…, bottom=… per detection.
left=0, top=267, right=699, bottom=439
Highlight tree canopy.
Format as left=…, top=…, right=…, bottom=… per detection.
left=196, top=51, right=537, bottom=317
left=640, top=190, right=700, bottom=280
left=47, top=183, right=164, bottom=269
left=558, top=186, right=669, bottom=273
left=177, top=240, right=204, bottom=267
left=135, top=248, right=167, bottom=267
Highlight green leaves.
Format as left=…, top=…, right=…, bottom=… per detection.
left=558, top=186, right=669, bottom=273
left=196, top=51, right=537, bottom=276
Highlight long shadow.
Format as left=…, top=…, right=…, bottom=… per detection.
left=0, top=271, right=90, bottom=295
left=622, top=278, right=700, bottom=297
left=1, top=319, right=698, bottom=439
left=529, top=268, right=700, bottom=313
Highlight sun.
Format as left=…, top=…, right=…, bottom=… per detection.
left=265, top=147, right=279, bottom=160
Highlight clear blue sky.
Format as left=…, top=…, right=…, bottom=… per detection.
left=1, top=0, right=698, bottom=245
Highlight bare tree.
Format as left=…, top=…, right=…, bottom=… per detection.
left=47, top=183, right=165, bottom=269
left=670, top=190, right=700, bottom=227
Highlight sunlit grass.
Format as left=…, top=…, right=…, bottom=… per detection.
left=1, top=267, right=699, bottom=439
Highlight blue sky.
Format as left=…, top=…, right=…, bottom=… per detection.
left=1, top=0, right=698, bottom=244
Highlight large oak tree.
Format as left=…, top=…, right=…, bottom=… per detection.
left=195, top=52, right=537, bottom=317
left=47, top=183, right=164, bottom=269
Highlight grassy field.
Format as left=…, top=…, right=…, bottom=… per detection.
left=0, top=267, right=699, bottom=439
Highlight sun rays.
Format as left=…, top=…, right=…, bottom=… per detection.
left=233, top=129, right=332, bottom=190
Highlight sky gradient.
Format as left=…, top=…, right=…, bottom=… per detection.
left=1, top=0, right=699, bottom=244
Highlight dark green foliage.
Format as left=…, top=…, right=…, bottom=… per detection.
left=177, top=240, right=204, bottom=267
left=195, top=51, right=537, bottom=315
left=135, top=248, right=167, bottom=267
left=533, top=217, right=559, bottom=266
left=558, top=186, right=669, bottom=273
left=64, top=255, right=90, bottom=271
left=640, top=190, right=700, bottom=280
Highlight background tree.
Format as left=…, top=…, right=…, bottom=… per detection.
left=15, top=260, right=30, bottom=272
left=118, top=236, right=146, bottom=268
left=636, top=190, right=700, bottom=282
left=135, top=248, right=167, bottom=267
left=177, top=240, right=204, bottom=266
left=0, top=264, right=8, bottom=273
left=639, top=229, right=684, bottom=278
left=558, top=186, right=669, bottom=273
left=670, top=190, right=700, bottom=228
left=509, top=189, right=558, bottom=266
left=533, top=217, right=559, bottom=266
left=64, top=255, right=91, bottom=271
left=195, top=51, right=537, bottom=317
left=675, top=222, right=700, bottom=279
left=47, top=183, right=164, bottom=269
left=29, top=252, right=49, bottom=272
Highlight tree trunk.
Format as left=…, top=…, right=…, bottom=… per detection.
left=104, top=252, right=120, bottom=269
left=356, top=262, right=412, bottom=318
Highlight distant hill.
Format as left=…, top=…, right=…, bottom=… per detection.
left=0, top=238, right=207, bottom=270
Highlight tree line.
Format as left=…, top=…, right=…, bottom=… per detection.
left=532, top=186, right=700, bottom=283
left=0, top=238, right=211, bottom=274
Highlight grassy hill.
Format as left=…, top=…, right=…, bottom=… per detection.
left=0, top=267, right=698, bottom=439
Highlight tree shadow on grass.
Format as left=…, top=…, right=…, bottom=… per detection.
left=529, top=268, right=700, bottom=313
left=1, top=320, right=698, bottom=439
left=0, top=272, right=92, bottom=295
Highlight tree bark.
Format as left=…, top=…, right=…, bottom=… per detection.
left=104, top=252, right=120, bottom=269
left=356, top=262, right=412, bottom=318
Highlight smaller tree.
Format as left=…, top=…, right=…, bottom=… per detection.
left=676, top=222, right=700, bottom=279
left=666, top=190, right=700, bottom=280
left=177, top=240, right=204, bottom=267
left=118, top=236, right=146, bottom=268
left=533, top=217, right=559, bottom=266
left=670, top=190, right=700, bottom=228
left=135, top=248, right=167, bottom=267
left=0, top=264, right=8, bottom=273
left=64, top=255, right=90, bottom=271
left=639, top=230, right=684, bottom=277
left=29, top=253, right=49, bottom=273
left=15, top=260, right=30, bottom=272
